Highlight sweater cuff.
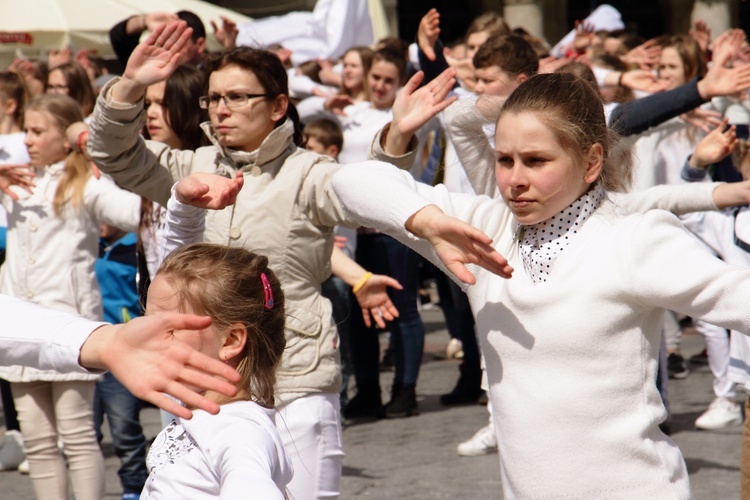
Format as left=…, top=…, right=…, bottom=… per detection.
left=369, top=123, right=419, bottom=170
left=681, top=157, right=709, bottom=182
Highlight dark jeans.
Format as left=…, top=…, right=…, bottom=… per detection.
left=434, top=269, right=481, bottom=375
left=351, top=234, right=426, bottom=387
left=93, top=372, right=147, bottom=494
left=321, top=275, right=353, bottom=407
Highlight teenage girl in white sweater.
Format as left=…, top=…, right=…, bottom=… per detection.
left=330, top=73, right=750, bottom=499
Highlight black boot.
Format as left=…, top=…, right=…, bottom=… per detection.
left=343, top=385, right=385, bottom=420
left=385, top=383, right=418, bottom=418
left=440, top=362, right=483, bottom=406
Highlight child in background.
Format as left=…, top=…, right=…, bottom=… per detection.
left=94, top=223, right=148, bottom=500
left=303, top=118, right=343, bottom=159
left=142, top=239, right=291, bottom=499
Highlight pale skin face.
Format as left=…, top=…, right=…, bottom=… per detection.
left=146, top=275, right=223, bottom=361
left=473, top=65, right=526, bottom=98
left=23, top=109, right=69, bottom=167
left=494, top=111, right=602, bottom=225
left=47, top=69, right=69, bottom=95
left=341, top=51, right=365, bottom=95
left=466, top=31, right=491, bottom=62
left=146, top=274, right=248, bottom=401
left=659, top=47, right=687, bottom=91
left=145, top=81, right=182, bottom=149
left=207, top=65, right=288, bottom=152
left=367, top=60, right=400, bottom=110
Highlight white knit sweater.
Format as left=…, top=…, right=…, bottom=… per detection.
left=331, top=161, right=750, bottom=499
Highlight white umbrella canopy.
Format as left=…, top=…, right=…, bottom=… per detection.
left=0, top=0, right=253, bottom=66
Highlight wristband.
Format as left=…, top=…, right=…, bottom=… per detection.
left=77, top=130, right=89, bottom=154
left=352, top=272, right=373, bottom=294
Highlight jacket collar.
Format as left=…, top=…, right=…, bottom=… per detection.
left=200, top=118, right=295, bottom=172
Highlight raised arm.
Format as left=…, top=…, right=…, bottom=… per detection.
left=610, top=58, right=750, bottom=136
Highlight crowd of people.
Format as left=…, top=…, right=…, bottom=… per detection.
left=0, top=3, right=750, bottom=499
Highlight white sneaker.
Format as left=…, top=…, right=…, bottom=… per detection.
left=0, top=430, right=25, bottom=471
left=695, top=397, right=743, bottom=430
left=17, top=459, right=29, bottom=474
left=457, top=423, right=498, bottom=456
left=446, top=338, right=464, bottom=360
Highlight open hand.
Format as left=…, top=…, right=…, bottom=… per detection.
left=407, top=205, right=513, bottom=284
left=211, top=16, right=238, bottom=51
left=122, top=21, right=193, bottom=89
left=0, top=164, right=35, bottom=200
left=691, top=117, right=737, bottom=168
left=175, top=171, right=244, bottom=209
left=417, top=8, right=441, bottom=61
left=87, top=314, right=241, bottom=418
left=354, top=274, right=402, bottom=329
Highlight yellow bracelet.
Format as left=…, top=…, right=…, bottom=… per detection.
left=352, top=272, right=373, bottom=294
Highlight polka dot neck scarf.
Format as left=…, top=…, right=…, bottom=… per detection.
left=519, top=184, right=605, bottom=284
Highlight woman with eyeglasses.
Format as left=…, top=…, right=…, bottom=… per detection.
left=46, top=63, right=96, bottom=117
left=85, top=21, right=445, bottom=499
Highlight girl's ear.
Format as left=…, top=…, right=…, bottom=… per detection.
left=583, top=143, right=604, bottom=184
left=271, top=94, right=289, bottom=122
left=4, top=98, right=18, bottom=118
left=222, top=323, right=247, bottom=365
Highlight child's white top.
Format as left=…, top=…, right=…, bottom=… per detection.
left=142, top=400, right=292, bottom=499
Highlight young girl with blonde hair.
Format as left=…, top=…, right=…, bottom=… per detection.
left=0, top=93, right=140, bottom=500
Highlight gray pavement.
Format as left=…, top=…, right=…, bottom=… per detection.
left=0, top=308, right=742, bottom=499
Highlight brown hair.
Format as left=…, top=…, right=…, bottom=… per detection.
left=473, top=34, right=539, bottom=77
left=48, top=63, right=96, bottom=116
left=342, top=46, right=374, bottom=99
left=371, top=47, right=408, bottom=85
left=157, top=244, right=286, bottom=408
left=499, top=73, right=632, bottom=192
left=208, top=47, right=303, bottom=146
left=733, top=139, right=750, bottom=180
left=145, top=65, right=209, bottom=151
left=465, top=12, right=510, bottom=39
left=26, top=94, right=91, bottom=215
left=663, top=35, right=707, bottom=81
left=303, top=118, right=343, bottom=152
left=0, top=71, right=29, bottom=129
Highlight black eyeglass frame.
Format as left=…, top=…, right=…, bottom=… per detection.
left=198, top=93, right=272, bottom=109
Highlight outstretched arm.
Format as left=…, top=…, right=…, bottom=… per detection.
left=0, top=295, right=240, bottom=419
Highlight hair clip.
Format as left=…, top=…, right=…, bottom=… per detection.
left=260, top=272, right=274, bottom=309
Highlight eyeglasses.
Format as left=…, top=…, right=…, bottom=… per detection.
left=198, top=93, right=271, bottom=109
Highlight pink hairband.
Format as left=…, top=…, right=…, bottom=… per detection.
left=260, top=273, right=274, bottom=309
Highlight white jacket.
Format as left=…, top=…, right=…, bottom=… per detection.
left=0, top=161, right=140, bottom=382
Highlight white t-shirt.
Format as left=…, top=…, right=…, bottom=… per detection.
left=142, top=400, right=292, bottom=499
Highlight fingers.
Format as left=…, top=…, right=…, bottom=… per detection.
left=141, top=391, right=196, bottom=419
left=403, top=71, right=425, bottom=96
left=1, top=186, right=19, bottom=201
left=361, top=307, right=372, bottom=328
left=447, top=262, right=477, bottom=285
